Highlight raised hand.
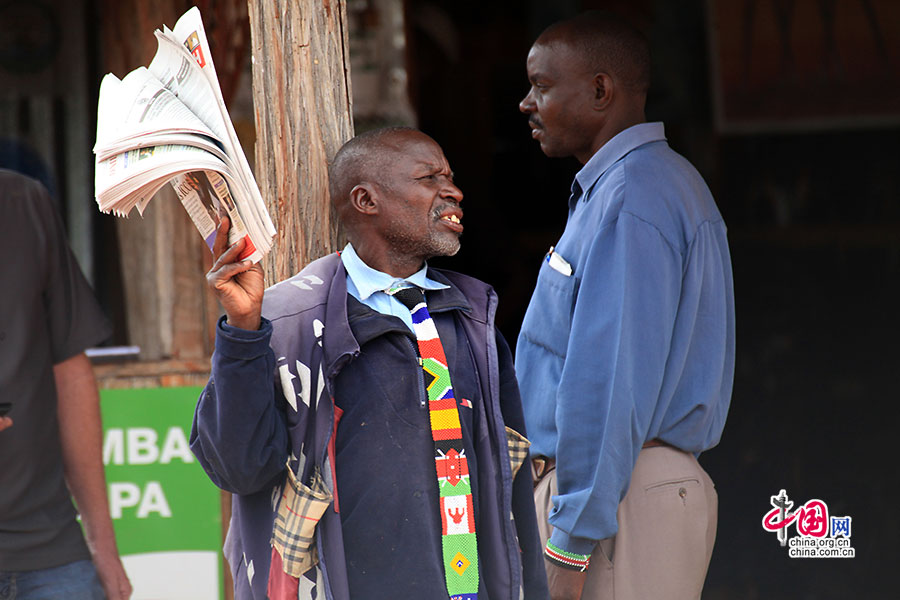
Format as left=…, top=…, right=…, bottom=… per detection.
left=206, top=217, right=265, bottom=330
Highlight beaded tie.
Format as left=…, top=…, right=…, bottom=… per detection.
left=390, top=285, right=479, bottom=600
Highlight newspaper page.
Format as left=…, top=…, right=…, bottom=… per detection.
left=93, top=6, right=274, bottom=263
left=170, top=170, right=256, bottom=259
left=94, top=67, right=221, bottom=162
left=149, top=8, right=275, bottom=241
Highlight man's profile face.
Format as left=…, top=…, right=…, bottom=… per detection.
left=519, top=41, right=600, bottom=162
left=376, top=133, right=464, bottom=263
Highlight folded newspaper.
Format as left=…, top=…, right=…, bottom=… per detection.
left=93, top=6, right=275, bottom=262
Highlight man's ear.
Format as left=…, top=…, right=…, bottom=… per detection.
left=349, top=183, right=379, bottom=216
left=592, top=72, right=613, bottom=111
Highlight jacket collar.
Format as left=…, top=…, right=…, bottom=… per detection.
left=344, top=268, right=474, bottom=348
left=321, top=255, right=360, bottom=379
left=423, top=268, right=473, bottom=315
left=275, top=254, right=483, bottom=376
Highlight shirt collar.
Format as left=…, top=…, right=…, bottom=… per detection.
left=573, top=122, right=666, bottom=206
left=340, top=243, right=449, bottom=300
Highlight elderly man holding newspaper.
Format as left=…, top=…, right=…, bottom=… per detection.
left=190, top=127, right=549, bottom=600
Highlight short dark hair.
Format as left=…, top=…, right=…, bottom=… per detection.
left=328, top=126, right=419, bottom=204
left=540, top=10, right=651, bottom=94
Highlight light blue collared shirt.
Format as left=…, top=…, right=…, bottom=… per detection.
left=340, top=243, right=449, bottom=331
left=516, top=122, right=735, bottom=554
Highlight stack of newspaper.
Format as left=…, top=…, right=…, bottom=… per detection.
left=93, top=7, right=275, bottom=263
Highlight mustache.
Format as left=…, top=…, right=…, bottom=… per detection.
left=529, top=116, right=543, bottom=129
left=432, top=202, right=461, bottom=220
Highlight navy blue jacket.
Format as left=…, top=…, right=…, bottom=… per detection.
left=190, top=253, right=549, bottom=599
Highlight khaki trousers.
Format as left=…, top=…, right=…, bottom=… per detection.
left=533, top=446, right=718, bottom=600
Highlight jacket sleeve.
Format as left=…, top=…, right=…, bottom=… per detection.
left=496, top=330, right=550, bottom=599
left=190, top=316, right=290, bottom=495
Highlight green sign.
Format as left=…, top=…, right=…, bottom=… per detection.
left=100, top=386, right=223, bottom=600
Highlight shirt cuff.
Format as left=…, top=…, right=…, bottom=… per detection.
left=547, top=528, right=597, bottom=565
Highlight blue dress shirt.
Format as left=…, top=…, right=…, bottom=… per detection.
left=515, top=122, right=736, bottom=555
left=340, top=243, right=449, bottom=331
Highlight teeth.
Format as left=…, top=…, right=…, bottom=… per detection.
left=444, top=215, right=460, bottom=224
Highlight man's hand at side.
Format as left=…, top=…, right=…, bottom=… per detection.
left=206, top=217, right=265, bottom=331
left=55, top=353, right=132, bottom=600
left=547, top=562, right=588, bottom=600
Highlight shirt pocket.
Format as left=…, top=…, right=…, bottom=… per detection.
left=521, top=259, right=579, bottom=358
left=643, top=477, right=701, bottom=498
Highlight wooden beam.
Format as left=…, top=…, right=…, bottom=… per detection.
left=247, top=0, right=354, bottom=283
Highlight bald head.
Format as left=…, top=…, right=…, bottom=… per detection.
left=537, top=10, right=650, bottom=97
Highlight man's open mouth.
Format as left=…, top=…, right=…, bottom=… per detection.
left=439, top=212, right=463, bottom=232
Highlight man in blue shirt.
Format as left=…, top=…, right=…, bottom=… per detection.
left=515, top=11, right=735, bottom=600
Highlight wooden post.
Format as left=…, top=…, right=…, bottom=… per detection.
left=247, top=0, right=355, bottom=284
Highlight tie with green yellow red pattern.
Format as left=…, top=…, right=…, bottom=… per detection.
left=389, top=285, right=479, bottom=600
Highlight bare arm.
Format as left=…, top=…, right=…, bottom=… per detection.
left=55, top=352, right=132, bottom=600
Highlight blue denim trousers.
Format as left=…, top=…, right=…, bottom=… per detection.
left=0, top=559, right=104, bottom=600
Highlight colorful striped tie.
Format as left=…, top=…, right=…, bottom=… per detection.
left=390, top=285, right=479, bottom=600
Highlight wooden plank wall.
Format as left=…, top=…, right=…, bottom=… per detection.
left=0, top=0, right=95, bottom=281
